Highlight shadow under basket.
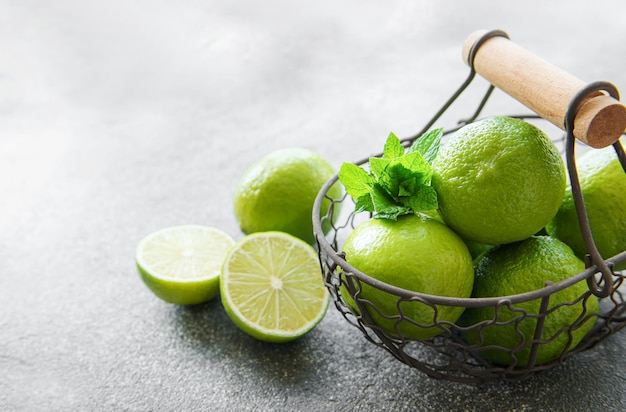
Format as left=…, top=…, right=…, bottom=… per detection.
left=312, top=30, right=626, bottom=383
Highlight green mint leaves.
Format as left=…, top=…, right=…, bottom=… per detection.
left=338, top=128, right=443, bottom=220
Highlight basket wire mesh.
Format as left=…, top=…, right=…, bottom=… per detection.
left=312, top=30, right=626, bottom=383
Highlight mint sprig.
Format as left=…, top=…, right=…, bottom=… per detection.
left=338, top=128, right=443, bottom=220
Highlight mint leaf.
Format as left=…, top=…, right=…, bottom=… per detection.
left=400, top=151, right=432, bottom=185
left=404, top=185, right=438, bottom=211
left=371, top=183, right=411, bottom=220
left=354, top=194, right=374, bottom=214
left=368, top=156, right=390, bottom=179
left=377, top=160, right=406, bottom=198
left=337, top=128, right=443, bottom=220
left=339, top=162, right=374, bottom=199
left=377, top=159, right=415, bottom=199
left=409, top=127, right=443, bottom=164
left=383, top=132, right=405, bottom=159
left=378, top=153, right=432, bottom=200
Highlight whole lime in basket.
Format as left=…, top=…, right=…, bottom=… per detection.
left=460, top=235, right=599, bottom=367
left=546, top=145, right=626, bottom=269
left=432, top=116, right=566, bottom=245
left=337, top=130, right=474, bottom=340
left=234, top=148, right=342, bottom=245
left=341, top=213, right=474, bottom=340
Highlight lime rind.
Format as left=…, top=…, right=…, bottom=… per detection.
left=220, top=231, right=329, bottom=343
left=137, top=264, right=221, bottom=306
left=136, top=225, right=235, bottom=305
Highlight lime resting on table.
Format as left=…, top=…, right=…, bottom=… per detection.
left=234, top=148, right=342, bottom=245
left=220, top=231, right=329, bottom=343
left=136, top=225, right=235, bottom=305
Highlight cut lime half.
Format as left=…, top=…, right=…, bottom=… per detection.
left=136, top=225, right=235, bottom=305
left=220, top=232, right=329, bottom=342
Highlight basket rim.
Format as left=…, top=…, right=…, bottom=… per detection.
left=313, top=170, right=626, bottom=309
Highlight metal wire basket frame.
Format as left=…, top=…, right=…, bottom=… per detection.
left=312, top=30, right=626, bottom=383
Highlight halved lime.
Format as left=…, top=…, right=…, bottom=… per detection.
left=136, top=225, right=235, bottom=305
left=220, top=232, right=329, bottom=342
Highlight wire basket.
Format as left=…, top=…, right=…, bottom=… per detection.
left=312, top=30, right=626, bottom=383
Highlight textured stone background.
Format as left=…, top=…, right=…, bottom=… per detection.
left=1, top=1, right=626, bottom=410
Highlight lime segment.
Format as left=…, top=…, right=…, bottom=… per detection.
left=136, top=225, right=235, bottom=305
left=220, top=232, right=329, bottom=342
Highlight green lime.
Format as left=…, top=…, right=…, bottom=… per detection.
left=432, top=116, right=566, bottom=245
left=234, top=148, right=342, bottom=244
left=341, top=214, right=474, bottom=340
left=220, top=231, right=329, bottom=343
left=546, top=145, right=626, bottom=268
left=460, top=236, right=599, bottom=367
left=136, top=225, right=235, bottom=305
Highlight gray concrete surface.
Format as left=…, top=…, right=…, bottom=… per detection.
left=2, top=1, right=626, bottom=410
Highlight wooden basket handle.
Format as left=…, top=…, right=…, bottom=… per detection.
left=462, top=30, right=626, bottom=148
